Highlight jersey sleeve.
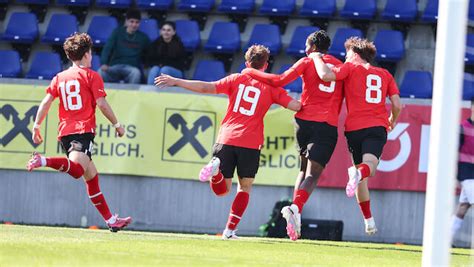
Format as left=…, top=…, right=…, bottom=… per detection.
left=213, top=74, right=238, bottom=95
left=332, top=63, right=352, bottom=81
left=272, top=87, right=293, bottom=108
left=386, top=73, right=400, bottom=96
left=90, top=71, right=107, bottom=99
left=244, top=65, right=300, bottom=87
left=45, top=76, right=59, bottom=98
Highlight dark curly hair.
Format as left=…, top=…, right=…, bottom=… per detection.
left=307, top=30, right=331, bottom=53
left=63, top=32, right=92, bottom=61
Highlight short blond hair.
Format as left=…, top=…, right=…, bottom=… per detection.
left=244, top=45, right=270, bottom=69
left=344, top=37, right=377, bottom=63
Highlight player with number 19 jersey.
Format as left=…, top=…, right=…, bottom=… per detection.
left=46, top=66, right=106, bottom=139
left=213, top=73, right=293, bottom=149
left=332, top=62, right=399, bottom=131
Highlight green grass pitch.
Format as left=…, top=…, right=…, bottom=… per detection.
left=0, top=225, right=472, bottom=266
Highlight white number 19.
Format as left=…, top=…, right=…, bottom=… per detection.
left=233, top=84, right=261, bottom=116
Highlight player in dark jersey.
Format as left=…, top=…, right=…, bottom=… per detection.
left=27, top=33, right=132, bottom=232
left=155, top=45, right=301, bottom=239
left=242, top=31, right=344, bottom=240
left=311, top=37, right=402, bottom=235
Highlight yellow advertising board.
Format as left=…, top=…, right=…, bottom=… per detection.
left=0, top=84, right=300, bottom=186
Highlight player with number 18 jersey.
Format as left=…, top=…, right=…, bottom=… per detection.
left=47, top=67, right=106, bottom=139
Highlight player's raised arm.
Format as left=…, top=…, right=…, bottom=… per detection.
left=32, top=93, right=55, bottom=144
left=154, top=74, right=217, bottom=94
left=242, top=65, right=299, bottom=87
left=96, top=97, right=125, bottom=137
left=309, top=52, right=336, bottom=82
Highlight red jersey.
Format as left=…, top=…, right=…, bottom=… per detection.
left=46, top=66, right=107, bottom=139
left=332, top=62, right=400, bottom=132
left=213, top=73, right=293, bottom=150
left=244, top=55, right=344, bottom=126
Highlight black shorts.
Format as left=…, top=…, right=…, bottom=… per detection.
left=212, top=143, right=260, bottom=178
left=294, top=118, right=338, bottom=167
left=60, top=133, right=95, bottom=159
left=345, top=126, right=387, bottom=165
left=458, top=162, right=474, bottom=181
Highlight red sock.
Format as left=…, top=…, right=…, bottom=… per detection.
left=359, top=200, right=372, bottom=219
left=293, top=189, right=309, bottom=213
left=46, top=157, right=84, bottom=179
left=358, top=163, right=371, bottom=180
left=210, top=172, right=227, bottom=196
left=226, top=191, right=250, bottom=230
left=85, top=174, right=112, bottom=221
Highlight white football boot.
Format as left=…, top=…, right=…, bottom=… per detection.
left=364, top=217, right=378, bottom=235
left=199, top=157, right=220, bottom=182
left=281, top=204, right=301, bottom=241
left=222, top=228, right=239, bottom=240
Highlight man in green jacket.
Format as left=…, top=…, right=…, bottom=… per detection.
left=99, top=9, right=150, bottom=84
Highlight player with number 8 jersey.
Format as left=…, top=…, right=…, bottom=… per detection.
left=155, top=45, right=302, bottom=240
left=311, top=37, right=402, bottom=235
left=27, top=33, right=132, bottom=232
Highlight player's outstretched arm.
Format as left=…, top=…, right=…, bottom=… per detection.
left=242, top=67, right=299, bottom=87
left=309, top=52, right=336, bottom=82
left=154, top=74, right=217, bottom=94
left=96, top=97, right=125, bottom=137
left=32, top=94, right=55, bottom=144
left=388, top=94, right=402, bottom=131
left=287, top=100, right=302, bottom=112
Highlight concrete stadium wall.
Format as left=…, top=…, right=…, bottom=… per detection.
left=1, top=169, right=472, bottom=247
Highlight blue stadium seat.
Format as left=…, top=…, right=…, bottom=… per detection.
left=176, top=20, right=201, bottom=52
left=470, top=0, right=474, bottom=21
left=245, top=24, right=281, bottom=55
left=56, top=0, right=91, bottom=6
left=421, top=0, right=438, bottom=22
left=178, top=0, right=214, bottom=12
left=259, top=0, right=295, bottom=16
left=16, top=0, right=49, bottom=4
left=381, top=0, right=417, bottom=22
left=0, top=50, right=22, bottom=78
left=465, top=34, right=474, bottom=65
left=328, top=28, right=363, bottom=59
left=136, top=0, right=173, bottom=10
left=340, top=0, right=376, bottom=20
left=374, top=30, right=405, bottom=62
left=2, top=12, right=39, bottom=43
left=96, top=0, right=132, bottom=8
left=91, top=54, right=101, bottom=71
left=193, top=60, right=226, bottom=81
left=299, top=0, right=336, bottom=18
left=87, top=16, right=118, bottom=46
left=279, top=64, right=302, bottom=93
left=204, top=22, right=240, bottom=53
left=463, top=73, right=474, bottom=100
left=400, top=71, right=433, bottom=99
left=237, top=62, right=246, bottom=73
left=218, top=0, right=254, bottom=14
left=26, top=52, right=62, bottom=80
left=139, top=19, right=159, bottom=42
left=286, top=26, right=319, bottom=57
left=41, top=14, right=78, bottom=45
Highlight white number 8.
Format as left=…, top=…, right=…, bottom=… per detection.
left=365, top=74, right=382, bottom=104
left=233, top=84, right=261, bottom=116
left=59, top=80, right=83, bottom=111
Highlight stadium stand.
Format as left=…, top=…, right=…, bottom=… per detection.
left=374, top=30, right=405, bottom=63
left=466, top=34, right=474, bottom=66
left=328, top=28, right=363, bottom=59
left=340, top=0, right=376, bottom=20
left=91, top=54, right=101, bottom=72
left=464, top=73, right=474, bottom=100
left=193, top=60, right=226, bottom=82
left=175, top=19, right=200, bottom=52
left=95, top=0, right=132, bottom=9
left=87, top=16, right=118, bottom=47
left=41, top=14, right=79, bottom=45
left=136, top=0, right=173, bottom=10
left=421, top=0, right=438, bottom=22
left=286, top=26, right=319, bottom=58
left=299, top=0, right=336, bottom=18
left=0, top=50, right=22, bottom=78
left=204, top=21, right=240, bottom=54
left=2, top=12, right=39, bottom=44
left=25, top=51, right=62, bottom=80
left=400, top=71, right=433, bottom=99
left=245, top=24, right=281, bottom=55
left=381, top=0, right=418, bottom=22
left=218, top=0, right=255, bottom=14
left=139, top=18, right=159, bottom=42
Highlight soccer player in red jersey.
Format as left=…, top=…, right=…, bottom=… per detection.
left=155, top=45, right=301, bottom=239
left=26, top=33, right=132, bottom=232
left=241, top=30, right=344, bottom=240
left=311, top=37, right=402, bottom=235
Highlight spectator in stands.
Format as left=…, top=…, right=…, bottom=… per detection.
left=145, top=21, right=186, bottom=85
left=452, top=97, right=474, bottom=242
left=99, top=9, right=150, bottom=84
